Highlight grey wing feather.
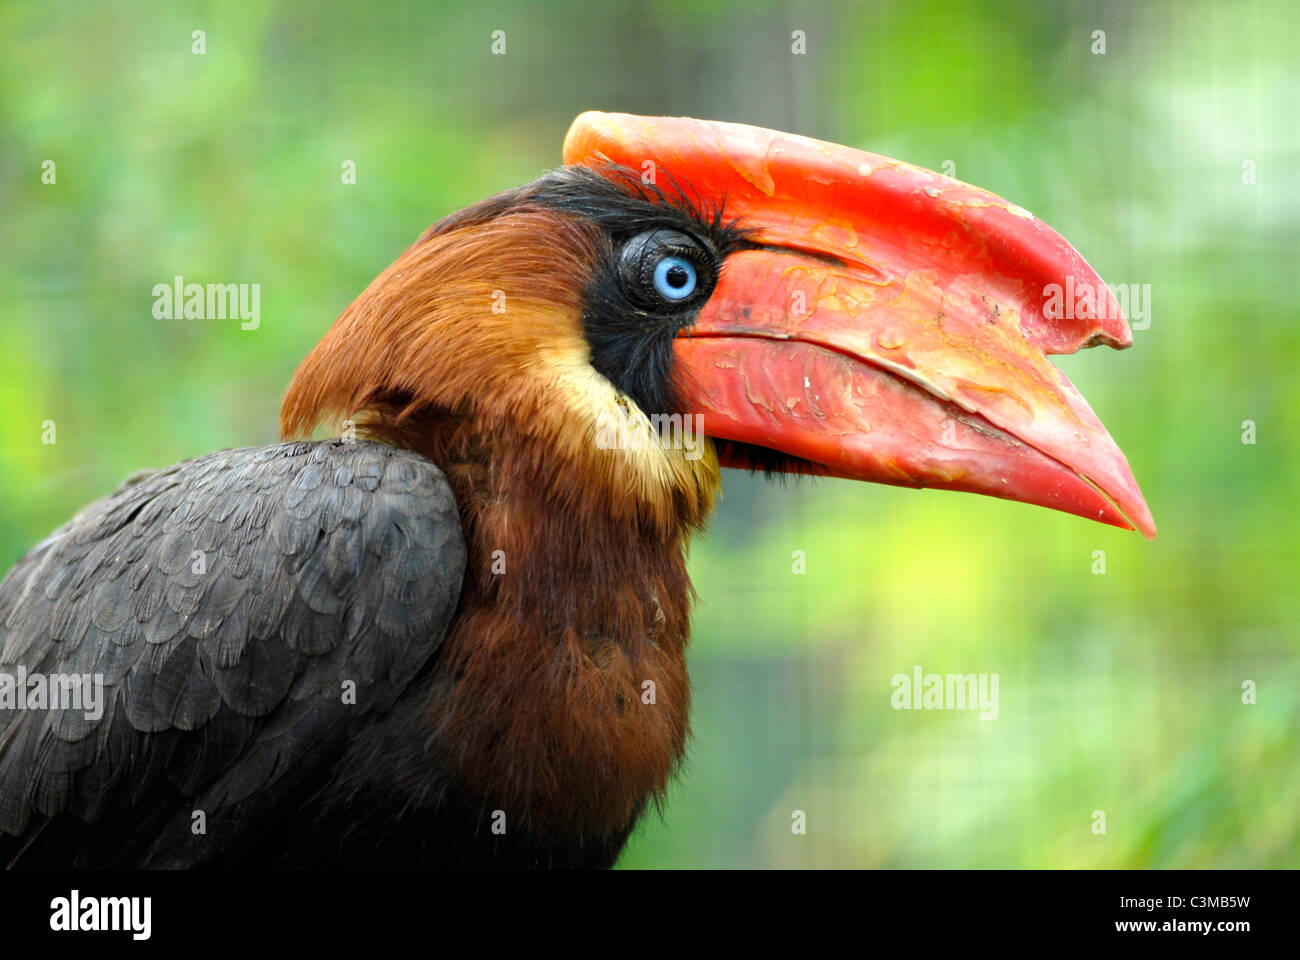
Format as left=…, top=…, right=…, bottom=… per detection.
left=0, top=439, right=465, bottom=864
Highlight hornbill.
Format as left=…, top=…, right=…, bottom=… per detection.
left=0, top=113, right=1154, bottom=868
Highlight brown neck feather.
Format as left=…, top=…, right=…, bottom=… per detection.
left=361, top=404, right=700, bottom=839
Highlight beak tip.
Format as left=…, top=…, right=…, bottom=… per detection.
left=1116, top=492, right=1157, bottom=540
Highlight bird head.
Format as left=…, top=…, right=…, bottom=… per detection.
left=282, top=112, right=1154, bottom=540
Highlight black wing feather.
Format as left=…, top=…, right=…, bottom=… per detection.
left=0, top=439, right=465, bottom=866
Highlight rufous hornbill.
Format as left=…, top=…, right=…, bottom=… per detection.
left=0, top=113, right=1153, bottom=869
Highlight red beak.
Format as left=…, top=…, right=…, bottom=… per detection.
left=564, top=112, right=1155, bottom=539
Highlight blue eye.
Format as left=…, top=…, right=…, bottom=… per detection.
left=619, top=229, right=714, bottom=309
left=652, top=256, right=697, bottom=301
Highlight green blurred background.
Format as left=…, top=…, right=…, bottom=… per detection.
left=1, top=0, right=1296, bottom=867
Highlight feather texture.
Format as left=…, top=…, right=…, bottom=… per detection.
left=0, top=440, right=464, bottom=866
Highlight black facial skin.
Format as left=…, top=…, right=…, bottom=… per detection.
left=524, top=164, right=745, bottom=419
left=425, top=163, right=823, bottom=477
left=536, top=164, right=826, bottom=477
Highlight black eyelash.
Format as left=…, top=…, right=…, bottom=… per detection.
left=522, top=163, right=752, bottom=259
